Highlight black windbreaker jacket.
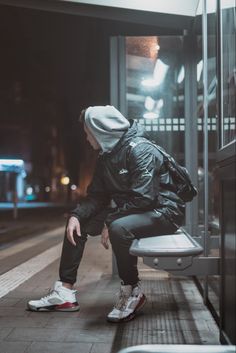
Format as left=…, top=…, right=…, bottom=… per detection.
left=71, top=120, right=185, bottom=226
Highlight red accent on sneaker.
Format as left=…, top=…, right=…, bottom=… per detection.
left=134, top=294, right=146, bottom=313
left=55, top=302, right=79, bottom=310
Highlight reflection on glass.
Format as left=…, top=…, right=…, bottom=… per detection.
left=207, top=0, right=220, bottom=316
left=197, top=22, right=204, bottom=228
left=125, top=36, right=185, bottom=160
left=221, top=0, right=236, bottom=146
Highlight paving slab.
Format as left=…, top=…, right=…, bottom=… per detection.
left=0, top=328, right=13, bottom=340
left=26, top=341, right=92, bottom=353
left=0, top=341, right=31, bottom=353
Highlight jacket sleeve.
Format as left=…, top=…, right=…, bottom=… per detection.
left=105, top=143, right=163, bottom=225
left=70, top=159, right=110, bottom=222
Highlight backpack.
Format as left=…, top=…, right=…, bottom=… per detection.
left=128, top=139, right=198, bottom=203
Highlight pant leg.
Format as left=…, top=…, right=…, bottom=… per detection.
left=59, top=208, right=110, bottom=285
left=108, top=210, right=178, bottom=286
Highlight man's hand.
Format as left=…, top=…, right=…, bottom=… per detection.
left=66, top=216, right=81, bottom=246
left=101, top=224, right=109, bottom=250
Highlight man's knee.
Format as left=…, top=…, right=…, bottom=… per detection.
left=108, top=219, right=135, bottom=245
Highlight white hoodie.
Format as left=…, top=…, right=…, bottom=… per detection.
left=84, top=105, right=130, bottom=153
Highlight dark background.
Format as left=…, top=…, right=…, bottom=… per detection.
left=0, top=5, right=111, bottom=195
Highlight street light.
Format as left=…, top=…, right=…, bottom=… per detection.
left=60, top=176, right=70, bottom=186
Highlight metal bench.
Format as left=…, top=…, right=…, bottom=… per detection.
left=117, top=344, right=236, bottom=353
left=129, top=229, right=219, bottom=276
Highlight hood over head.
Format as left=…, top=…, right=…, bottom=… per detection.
left=84, top=105, right=130, bottom=152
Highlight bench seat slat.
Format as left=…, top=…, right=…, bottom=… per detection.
left=129, top=231, right=203, bottom=257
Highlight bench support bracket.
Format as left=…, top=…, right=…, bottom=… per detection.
left=143, top=256, right=220, bottom=276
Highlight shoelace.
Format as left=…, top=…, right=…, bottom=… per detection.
left=41, top=289, right=59, bottom=303
left=132, top=287, right=140, bottom=297
left=114, top=290, right=130, bottom=310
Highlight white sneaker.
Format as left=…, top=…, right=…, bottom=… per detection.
left=107, top=282, right=146, bottom=322
left=27, top=281, right=80, bottom=312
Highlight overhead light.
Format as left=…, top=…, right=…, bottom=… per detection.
left=141, top=78, right=158, bottom=87
left=143, top=112, right=159, bottom=119
left=177, top=65, right=185, bottom=83
left=144, top=96, right=155, bottom=111
left=153, top=59, right=169, bottom=86
left=197, top=60, right=203, bottom=81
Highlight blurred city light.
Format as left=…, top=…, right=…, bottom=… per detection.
left=71, top=184, right=77, bottom=190
left=61, top=176, right=70, bottom=185
left=0, top=159, right=24, bottom=172
left=26, top=187, right=33, bottom=195
left=45, top=186, right=51, bottom=192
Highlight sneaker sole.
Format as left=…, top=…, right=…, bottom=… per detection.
left=27, top=302, right=80, bottom=312
left=107, top=294, right=147, bottom=323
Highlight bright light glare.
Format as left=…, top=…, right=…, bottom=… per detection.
left=71, top=184, right=77, bottom=190
left=143, top=112, right=159, bottom=119
left=177, top=65, right=185, bottom=83
left=144, top=96, right=155, bottom=111
left=61, top=176, right=70, bottom=185
left=141, top=59, right=169, bottom=88
left=0, top=159, right=24, bottom=166
left=153, top=59, right=169, bottom=86
left=197, top=60, right=203, bottom=81
left=157, top=99, right=164, bottom=109
left=141, top=78, right=158, bottom=87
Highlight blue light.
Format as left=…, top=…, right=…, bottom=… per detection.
left=0, top=159, right=25, bottom=173
left=0, top=159, right=24, bottom=166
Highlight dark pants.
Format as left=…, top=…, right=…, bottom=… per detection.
left=59, top=208, right=177, bottom=286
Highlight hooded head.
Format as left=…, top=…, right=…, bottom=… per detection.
left=84, top=105, right=130, bottom=153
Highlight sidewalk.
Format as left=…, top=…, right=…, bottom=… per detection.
left=0, top=207, right=66, bottom=248
left=0, top=228, right=220, bottom=353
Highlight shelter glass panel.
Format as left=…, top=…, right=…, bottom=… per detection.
left=207, top=0, right=220, bottom=316
left=125, top=36, right=185, bottom=164
left=220, top=0, right=236, bottom=146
